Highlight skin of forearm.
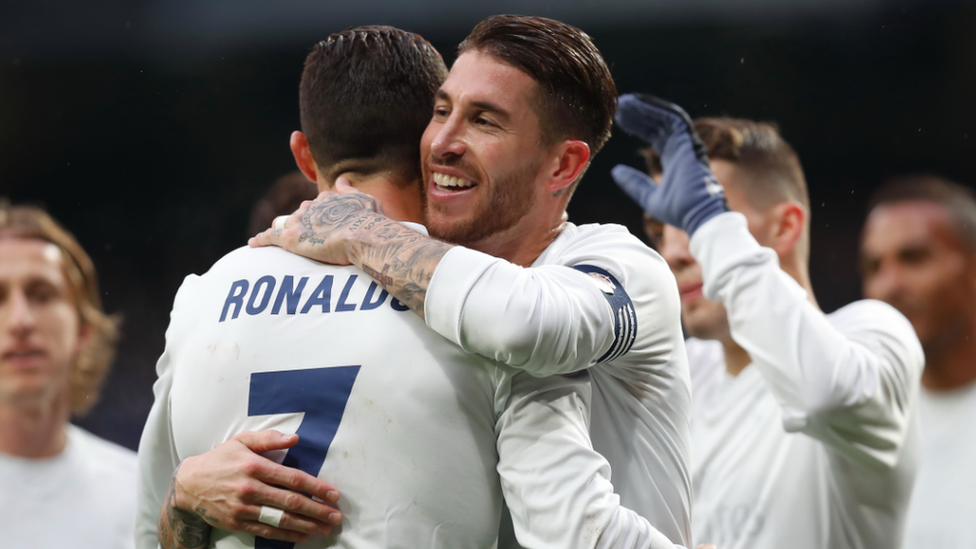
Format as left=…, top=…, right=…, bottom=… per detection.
left=345, top=217, right=453, bottom=320
left=158, top=467, right=212, bottom=549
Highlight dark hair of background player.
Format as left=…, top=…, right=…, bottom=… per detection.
left=247, top=171, right=318, bottom=236
left=299, top=26, right=448, bottom=186
left=868, top=174, right=976, bottom=253
left=459, top=15, right=618, bottom=157
left=0, top=199, right=120, bottom=416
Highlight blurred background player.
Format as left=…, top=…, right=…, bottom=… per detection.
left=612, top=96, right=924, bottom=549
left=860, top=175, right=976, bottom=548
left=0, top=200, right=134, bottom=548
left=247, top=171, right=318, bottom=237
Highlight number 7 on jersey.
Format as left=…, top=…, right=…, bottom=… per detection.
left=248, top=366, right=361, bottom=549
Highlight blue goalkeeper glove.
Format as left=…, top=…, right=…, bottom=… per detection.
left=611, top=93, right=728, bottom=236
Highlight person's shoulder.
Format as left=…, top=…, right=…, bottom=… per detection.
left=548, top=222, right=668, bottom=274
left=828, top=299, right=924, bottom=367
left=69, top=425, right=136, bottom=464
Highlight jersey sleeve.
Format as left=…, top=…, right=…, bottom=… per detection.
left=425, top=225, right=676, bottom=379
left=495, top=371, right=686, bottom=549
left=690, top=212, right=925, bottom=468
left=135, top=276, right=199, bottom=549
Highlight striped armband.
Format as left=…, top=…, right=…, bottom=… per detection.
left=573, top=265, right=637, bottom=364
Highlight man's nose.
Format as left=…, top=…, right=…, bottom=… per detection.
left=660, top=226, right=695, bottom=272
left=4, top=290, right=36, bottom=337
left=864, top=263, right=905, bottom=304
left=430, top=115, right=466, bottom=159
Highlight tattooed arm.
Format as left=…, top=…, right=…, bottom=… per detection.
left=158, top=465, right=211, bottom=549
left=249, top=181, right=452, bottom=318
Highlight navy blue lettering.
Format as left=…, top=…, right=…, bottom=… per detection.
left=272, top=275, right=309, bottom=315
left=300, top=275, right=334, bottom=314
left=360, top=281, right=388, bottom=311
left=391, top=298, right=410, bottom=312
left=246, top=276, right=276, bottom=315
left=335, top=275, right=358, bottom=312
left=219, top=280, right=249, bottom=322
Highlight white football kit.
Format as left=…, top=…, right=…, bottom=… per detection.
left=686, top=212, right=924, bottom=549
left=137, top=225, right=683, bottom=549
left=0, top=424, right=137, bottom=549
left=425, top=221, right=693, bottom=547
left=903, top=381, right=976, bottom=548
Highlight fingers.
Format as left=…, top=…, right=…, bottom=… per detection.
left=232, top=430, right=299, bottom=453
left=226, top=516, right=322, bottom=542
left=254, top=464, right=341, bottom=508
left=248, top=228, right=283, bottom=248
left=241, top=482, right=341, bottom=530
left=334, top=177, right=356, bottom=194
left=611, top=164, right=660, bottom=209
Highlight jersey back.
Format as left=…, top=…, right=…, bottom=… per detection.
left=165, top=246, right=506, bottom=549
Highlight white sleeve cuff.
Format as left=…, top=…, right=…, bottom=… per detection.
left=424, top=246, right=499, bottom=345
left=689, top=211, right=776, bottom=301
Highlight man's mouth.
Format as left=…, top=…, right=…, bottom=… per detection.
left=1, top=348, right=46, bottom=368
left=431, top=172, right=477, bottom=193
left=678, top=282, right=704, bottom=302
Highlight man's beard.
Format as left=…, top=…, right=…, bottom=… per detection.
left=425, top=159, right=540, bottom=247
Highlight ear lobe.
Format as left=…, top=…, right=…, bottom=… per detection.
left=771, top=201, right=806, bottom=255
left=545, top=140, right=591, bottom=193
left=74, top=322, right=94, bottom=359
left=290, top=131, right=320, bottom=184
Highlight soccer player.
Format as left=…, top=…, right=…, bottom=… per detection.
left=138, top=26, right=686, bottom=549
left=609, top=95, right=924, bottom=549
left=0, top=201, right=134, bottom=548
left=253, top=15, right=692, bottom=546
left=860, top=175, right=976, bottom=548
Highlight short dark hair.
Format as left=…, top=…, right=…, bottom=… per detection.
left=0, top=199, right=120, bottom=416
left=643, top=117, right=808, bottom=212
left=248, top=172, right=318, bottom=236
left=868, top=175, right=976, bottom=253
left=458, top=15, right=617, bottom=156
left=299, top=26, right=448, bottom=184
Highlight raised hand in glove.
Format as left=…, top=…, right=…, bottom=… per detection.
left=611, top=93, right=727, bottom=236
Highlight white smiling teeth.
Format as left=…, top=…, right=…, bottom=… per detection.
left=432, top=172, right=475, bottom=189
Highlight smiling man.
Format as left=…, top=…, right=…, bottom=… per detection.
left=0, top=201, right=134, bottom=548
left=255, top=15, right=692, bottom=546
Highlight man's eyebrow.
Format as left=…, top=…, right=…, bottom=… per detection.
left=434, top=89, right=450, bottom=102
left=470, top=100, right=511, bottom=120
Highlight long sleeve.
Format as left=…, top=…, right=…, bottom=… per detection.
left=135, top=276, right=199, bottom=549
left=495, top=371, right=685, bottom=549
left=691, top=211, right=924, bottom=468
left=424, top=224, right=676, bottom=379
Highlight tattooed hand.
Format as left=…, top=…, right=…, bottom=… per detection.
left=160, top=430, right=341, bottom=547
left=250, top=177, right=453, bottom=318
left=249, top=178, right=389, bottom=266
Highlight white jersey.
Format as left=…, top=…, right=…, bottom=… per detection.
left=687, top=212, right=924, bottom=549
left=425, top=221, right=693, bottom=546
left=904, top=381, right=976, bottom=548
left=137, top=235, right=681, bottom=549
left=0, top=424, right=137, bottom=549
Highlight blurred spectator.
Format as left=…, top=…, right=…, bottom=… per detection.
left=247, top=171, right=318, bottom=236
left=861, top=175, right=976, bottom=548
left=0, top=200, right=135, bottom=548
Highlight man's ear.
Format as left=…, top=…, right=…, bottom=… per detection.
left=290, top=131, right=320, bottom=184
left=544, top=140, right=591, bottom=195
left=768, top=200, right=806, bottom=255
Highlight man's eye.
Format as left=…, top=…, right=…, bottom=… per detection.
left=475, top=117, right=494, bottom=127
left=433, top=107, right=450, bottom=118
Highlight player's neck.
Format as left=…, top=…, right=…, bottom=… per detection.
left=722, top=336, right=752, bottom=377
left=325, top=173, right=424, bottom=224
left=465, top=205, right=568, bottom=268
left=0, top=396, right=69, bottom=458
left=922, top=325, right=976, bottom=391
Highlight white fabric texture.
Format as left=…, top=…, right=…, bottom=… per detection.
left=688, top=211, right=925, bottom=549
left=0, top=424, right=137, bottom=549
left=426, top=222, right=693, bottom=547
left=137, top=243, right=683, bottom=549
left=903, top=382, right=976, bottom=548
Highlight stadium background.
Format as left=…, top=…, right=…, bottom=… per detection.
left=1, top=0, right=974, bottom=450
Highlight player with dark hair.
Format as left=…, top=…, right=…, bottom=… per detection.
left=610, top=95, right=923, bottom=549
left=247, top=172, right=318, bottom=236
left=0, top=200, right=133, bottom=548
left=861, top=175, right=976, bottom=547
left=138, top=25, right=690, bottom=549
left=256, top=15, right=692, bottom=547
